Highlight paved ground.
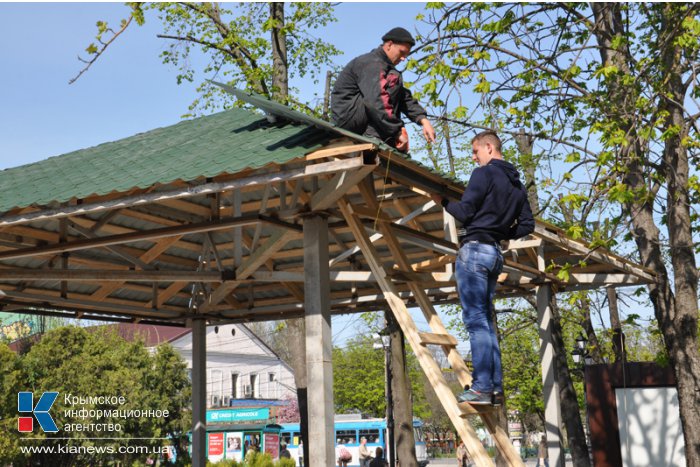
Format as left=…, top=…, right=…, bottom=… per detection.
left=427, top=458, right=570, bottom=466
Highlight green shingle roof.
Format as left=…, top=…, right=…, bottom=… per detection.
left=0, top=107, right=333, bottom=213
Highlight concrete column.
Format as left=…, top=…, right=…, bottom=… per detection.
left=190, top=318, right=207, bottom=467
left=303, top=215, right=334, bottom=467
left=536, top=284, right=564, bottom=467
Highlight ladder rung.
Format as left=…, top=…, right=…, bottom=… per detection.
left=388, top=269, right=432, bottom=283
left=418, top=332, right=458, bottom=347
left=458, top=401, right=498, bottom=416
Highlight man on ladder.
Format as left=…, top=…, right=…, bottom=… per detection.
left=433, top=130, right=535, bottom=405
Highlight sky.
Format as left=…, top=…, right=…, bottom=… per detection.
left=0, top=2, right=448, bottom=347
left=0, top=2, right=653, bottom=349
left=0, top=2, right=430, bottom=169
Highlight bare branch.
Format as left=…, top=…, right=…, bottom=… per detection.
left=69, top=15, right=134, bottom=84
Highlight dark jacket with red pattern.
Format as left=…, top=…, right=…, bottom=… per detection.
left=331, top=47, right=427, bottom=145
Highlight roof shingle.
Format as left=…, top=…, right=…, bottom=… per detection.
left=0, top=108, right=332, bottom=213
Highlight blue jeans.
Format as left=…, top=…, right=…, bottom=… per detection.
left=455, top=241, right=504, bottom=393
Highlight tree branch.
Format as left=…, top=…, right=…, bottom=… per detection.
left=69, top=15, right=134, bottom=84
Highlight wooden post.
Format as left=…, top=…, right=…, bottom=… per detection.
left=190, top=318, right=207, bottom=467
left=536, top=284, right=563, bottom=466
left=303, top=215, right=334, bottom=467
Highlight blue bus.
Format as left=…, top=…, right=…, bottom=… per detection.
left=280, top=416, right=428, bottom=466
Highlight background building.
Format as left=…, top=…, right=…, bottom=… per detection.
left=109, top=322, right=297, bottom=408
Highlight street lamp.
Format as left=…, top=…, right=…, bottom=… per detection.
left=572, top=334, right=592, bottom=367
left=571, top=333, right=593, bottom=464
left=373, top=330, right=395, bottom=467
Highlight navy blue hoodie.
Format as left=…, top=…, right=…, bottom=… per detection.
left=443, top=159, right=534, bottom=243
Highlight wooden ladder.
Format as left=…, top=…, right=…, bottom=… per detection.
left=338, top=188, right=524, bottom=467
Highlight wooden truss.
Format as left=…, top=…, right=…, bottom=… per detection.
left=0, top=138, right=654, bottom=466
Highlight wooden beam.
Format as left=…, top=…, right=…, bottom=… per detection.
left=532, top=224, right=656, bottom=282
left=410, top=255, right=454, bottom=272
left=310, top=164, right=377, bottom=211
left=0, top=214, right=296, bottom=261
left=0, top=289, right=182, bottom=318
left=304, top=142, right=376, bottom=161
left=387, top=222, right=458, bottom=256
left=0, top=156, right=370, bottom=227
left=0, top=269, right=223, bottom=282
left=418, top=332, right=458, bottom=347
left=329, top=199, right=438, bottom=267
left=199, top=229, right=298, bottom=312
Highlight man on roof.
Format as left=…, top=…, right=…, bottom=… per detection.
left=331, top=27, right=436, bottom=152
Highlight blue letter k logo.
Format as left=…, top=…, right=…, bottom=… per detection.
left=18, top=392, right=59, bottom=433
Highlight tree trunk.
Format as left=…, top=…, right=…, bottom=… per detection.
left=658, top=6, right=700, bottom=463
left=269, top=2, right=288, bottom=103
left=591, top=4, right=700, bottom=463
left=549, top=297, right=591, bottom=467
left=606, top=286, right=626, bottom=363
left=514, top=129, right=539, bottom=215
left=516, top=129, right=590, bottom=466
left=389, top=312, right=419, bottom=467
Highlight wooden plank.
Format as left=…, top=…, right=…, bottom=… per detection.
left=200, top=229, right=298, bottom=312
left=156, top=282, right=186, bottom=308
left=410, top=255, right=454, bottom=272
left=532, top=225, right=656, bottom=282
left=310, top=164, right=377, bottom=211
left=2, top=289, right=181, bottom=318
left=503, top=238, right=543, bottom=251
left=418, top=332, right=458, bottom=347
left=304, top=142, right=375, bottom=161
left=0, top=269, right=222, bottom=282
left=395, top=198, right=423, bottom=231
left=329, top=199, right=439, bottom=267
left=0, top=214, right=284, bottom=261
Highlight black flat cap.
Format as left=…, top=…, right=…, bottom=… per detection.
left=382, top=27, right=415, bottom=46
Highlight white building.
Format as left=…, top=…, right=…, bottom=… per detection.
left=108, top=322, right=297, bottom=408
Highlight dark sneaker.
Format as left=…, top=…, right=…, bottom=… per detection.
left=457, top=389, right=492, bottom=405
left=492, top=392, right=504, bottom=406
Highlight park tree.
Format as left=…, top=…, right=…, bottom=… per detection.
left=0, top=344, right=23, bottom=465
left=411, top=2, right=700, bottom=464
left=72, top=2, right=340, bottom=114
left=74, top=5, right=341, bottom=464
left=2, top=326, right=190, bottom=467
left=332, top=335, right=429, bottom=420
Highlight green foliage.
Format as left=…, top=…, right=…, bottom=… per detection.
left=0, top=344, right=23, bottom=465
left=332, top=335, right=429, bottom=419
left=78, top=2, right=340, bottom=115
left=1, top=326, right=190, bottom=466
left=333, top=337, right=389, bottom=417
left=499, top=311, right=544, bottom=424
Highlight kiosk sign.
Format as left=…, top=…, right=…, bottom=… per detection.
left=207, top=408, right=269, bottom=423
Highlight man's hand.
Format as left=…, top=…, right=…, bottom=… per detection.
left=396, top=127, right=409, bottom=152
left=420, top=118, right=436, bottom=143
left=430, top=194, right=444, bottom=205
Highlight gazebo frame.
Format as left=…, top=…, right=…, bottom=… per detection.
left=0, top=90, right=654, bottom=466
